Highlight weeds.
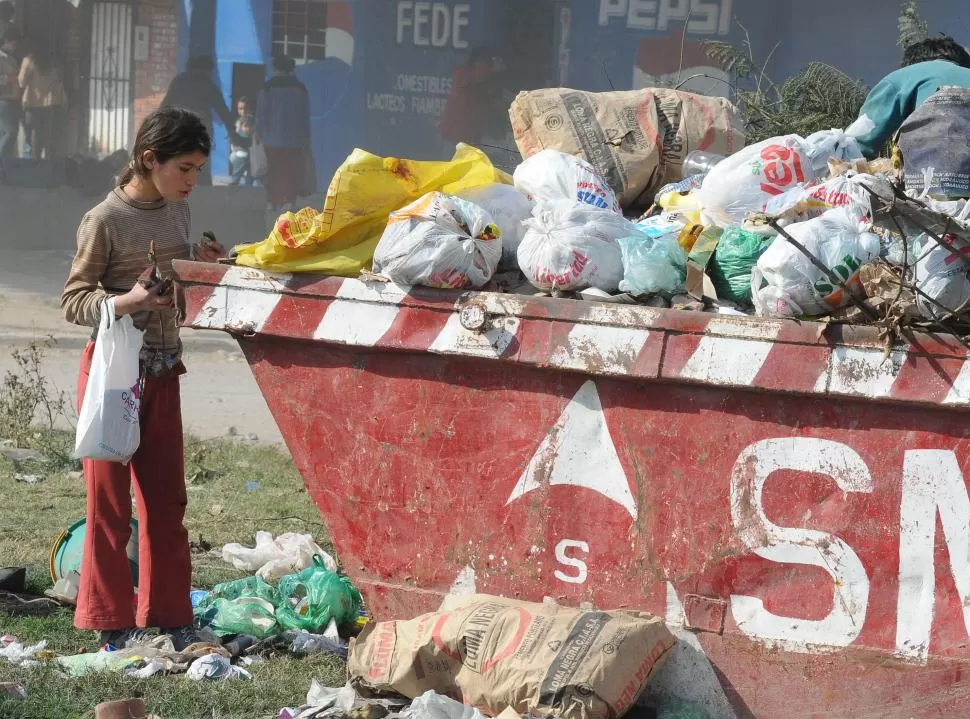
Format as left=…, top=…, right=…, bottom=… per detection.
left=0, top=338, right=71, bottom=445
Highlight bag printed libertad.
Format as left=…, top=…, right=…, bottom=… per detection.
left=74, top=297, right=145, bottom=464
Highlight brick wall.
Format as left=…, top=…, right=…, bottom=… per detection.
left=133, top=0, right=180, bottom=132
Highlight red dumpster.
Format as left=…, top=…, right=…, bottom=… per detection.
left=175, top=259, right=970, bottom=718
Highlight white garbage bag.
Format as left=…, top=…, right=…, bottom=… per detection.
left=514, top=149, right=621, bottom=214
left=752, top=207, right=881, bottom=318
left=222, top=531, right=337, bottom=583
left=699, top=131, right=863, bottom=228
left=518, top=200, right=630, bottom=292
left=914, top=234, right=970, bottom=320
left=373, top=193, right=502, bottom=289
left=74, top=297, right=145, bottom=464
left=764, top=171, right=873, bottom=222
left=457, top=184, right=534, bottom=269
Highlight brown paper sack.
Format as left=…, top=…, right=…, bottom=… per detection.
left=510, top=88, right=745, bottom=211
left=348, top=594, right=675, bottom=719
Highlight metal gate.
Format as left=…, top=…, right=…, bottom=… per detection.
left=84, top=0, right=134, bottom=155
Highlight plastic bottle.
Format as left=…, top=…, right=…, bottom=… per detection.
left=682, top=150, right=726, bottom=179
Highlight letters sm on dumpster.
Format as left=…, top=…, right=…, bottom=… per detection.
left=176, top=258, right=970, bottom=718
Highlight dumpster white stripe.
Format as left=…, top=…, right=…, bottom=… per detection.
left=646, top=583, right=737, bottom=718
left=429, top=314, right=520, bottom=359
left=192, top=267, right=285, bottom=334
left=680, top=336, right=775, bottom=386
left=507, top=381, right=637, bottom=519
left=943, top=360, right=970, bottom=405
left=549, top=325, right=651, bottom=375
left=313, top=279, right=408, bottom=346
left=814, top=346, right=908, bottom=398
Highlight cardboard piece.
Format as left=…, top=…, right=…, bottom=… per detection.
left=510, top=88, right=745, bottom=211
left=348, top=594, right=675, bottom=719
left=686, top=226, right=724, bottom=301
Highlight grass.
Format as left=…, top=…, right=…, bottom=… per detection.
left=0, top=431, right=346, bottom=719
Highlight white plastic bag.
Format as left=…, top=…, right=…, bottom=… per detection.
left=764, top=171, right=873, bottom=222
left=514, top=149, right=622, bottom=214
left=222, top=531, right=337, bottom=583
left=374, top=193, right=502, bottom=289
left=457, top=184, right=534, bottom=269
left=518, top=200, right=629, bottom=292
left=74, top=297, right=144, bottom=464
left=752, top=207, right=881, bottom=318
left=914, top=235, right=970, bottom=320
left=699, top=131, right=863, bottom=228
left=250, top=136, right=268, bottom=178
left=617, top=230, right=688, bottom=296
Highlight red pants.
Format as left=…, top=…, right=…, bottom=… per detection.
left=74, top=342, right=193, bottom=630
left=264, top=146, right=305, bottom=206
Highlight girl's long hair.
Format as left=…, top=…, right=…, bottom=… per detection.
left=118, top=106, right=211, bottom=186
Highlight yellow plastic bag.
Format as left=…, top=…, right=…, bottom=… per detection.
left=234, top=144, right=512, bottom=275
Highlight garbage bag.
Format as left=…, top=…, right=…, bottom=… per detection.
left=373, top=192, right=502, bottom=289
left=518, top=200, right=629, bottom=292
left=513, top=149, right=621, bottom=214
left=222, top=531, right=336, bottom=584
left=275, top=556, right=363, bottom=633
left=897, top=87, right=970, bottom=199
left=233, top=144, right=511, bottom=274
left=509, top=87, right=745, bottom=210
left=456, top=184, right=534, bottom=269
left=206, top=597, right=279, bottom=638
left=709, top=228, right=773, bottom=304
left=405, top=691, right=489, bottom=719
left=914, top=234, right=970, bottom=320
left=74, top=297, right=144, bottom=464
left=752, top=207, right=881, bottom=318
left=348, top=593, right=675, bottom=719
left=617, top=230, right=688, bottom=296
left=699, top=131, right=863, bottom=228
left=764, top=172, right=873, bottom=222
left=195, top=575, right=283, bottom=638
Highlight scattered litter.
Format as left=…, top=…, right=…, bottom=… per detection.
left=0, top=682, right=26, bottom=700
left=244, top=481, right=261, bottom=492
left=222, top=531, right=336, bottom=583
left=0, top=638, right=47, bottom=668
left=403, top=691, right=489, bottom=719
left=186, top=653, right=253, bottom=681
left=14, top=474, right=45, bottom=484
left=0, top=447, right=45, bottom=462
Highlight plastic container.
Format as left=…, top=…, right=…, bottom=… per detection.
left=681, top=150, right=726, bottom=178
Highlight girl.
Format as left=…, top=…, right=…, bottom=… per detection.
left=61, top=107, right=226, bottom=650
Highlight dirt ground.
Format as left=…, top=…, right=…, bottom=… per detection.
left=0, top=251, right=282, bottom=444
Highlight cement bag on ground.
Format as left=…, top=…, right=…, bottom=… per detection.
left=233, top=144, right=511, bottom=274
left=914, top=234, right=970, bottom=320
left=699, top=131, right=863, bottom=228
left=518, top=201, right=629, bottom=292
left=373, top=193, right=502, bottom=289
left=510, top=87, right=745, bottom=211
left=457, top=184, right=534, bottom=269
left=617, top=230, right=688, bottom=296
left=752, top=207, right=880, bottom=318
left=513, top=149, right=620, bottom=214
left=348, top=594, right=675, bottom=719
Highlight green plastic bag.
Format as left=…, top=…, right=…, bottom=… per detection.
left=275, top=555, right=363, bottom=633
left=709, top=227, right=772, bottom=304
left=195, top=575, right=283, bottom=637
left=208, top=597, right=279, bottom=638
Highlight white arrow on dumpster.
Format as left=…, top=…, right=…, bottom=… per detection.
left=505, top=380, right=638, bottom=518
left=448, top=380, right=737, bottom=717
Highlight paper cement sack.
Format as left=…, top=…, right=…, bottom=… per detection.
left=509, top=87, right=745, bottom=211
left=348, top=594, right=674, bottom=719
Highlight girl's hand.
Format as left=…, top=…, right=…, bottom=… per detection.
left=194, top=239, right=227, bottom=264
left=115, top=282, right=174, bottom=315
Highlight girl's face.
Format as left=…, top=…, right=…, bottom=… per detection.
left=144, top=150, right=208, bottom=200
